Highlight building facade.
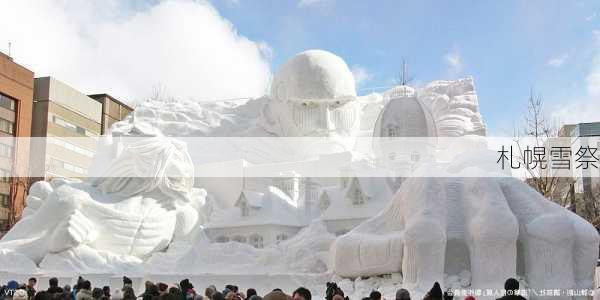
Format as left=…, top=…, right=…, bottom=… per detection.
left=30, top=77, right=102, bottom=180
left=88, top=93, right=133, bottom=134
left=0, top=52, right=34, bottom=236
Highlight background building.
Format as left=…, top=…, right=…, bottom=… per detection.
left=88, top=93, right=133, bottom=134
left=30, top=77, right=102, bottom=180
left=0, top=51, right=33, bottom=236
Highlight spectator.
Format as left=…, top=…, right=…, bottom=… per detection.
left=246, top=289, right=257, bottom=300
left=443, top=289, right=453, bottom=300
left=122, top=287, right=136, bottom=300
left=292, top=288, right=310, bottom=300
left=92, top=288, right=104, bottom=300
left=179, top=279, right=196, bottom=300
left=425, top=282, right=443, bottom=300
left=47, top=278, right=63, bottom=295
left=496, top=278, right=526, bottom=300
left=204, top=286, right=217, bottom=300
left=211, top=293, right=225, bottom=300
left=26, top=278, right=36, bottom=300
left=102, top=287, right=110, bottom=300
left=122, top=278, right=132, bottom=291
left=369, top=291, right=381, bottom=300
left=325, top=282, right=344, bottom=300
left=13, top=289, right=28, bottom=300
left=76, top=281, right=92, bottom=300
left=263, top=291, right=288, bottom=300
left=395, top=289, right=410, bottom=300
left=33, top=291, right=51, bottom=300
left=157, top=284, right=168, bottom=296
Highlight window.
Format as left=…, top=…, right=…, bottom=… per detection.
left=276, top=233, right=288, bottom=244
left=50, top=158, right=87, bottom=175
left=0, top=118, right=14, bottom=135
left=319, top=194, right=330, bottom=212
left=216, top=236, right=229, bottom=243
left=0, top=143, right=13, bottom=158
left=48, top=137, right=94, bottom=157
left=0, top=169, right=11, bottom=183
left=411, top=151, right=420, bottom=162
left=240, top=201, right=249, bottom=217
left=0, top=193, right=9, bottom=207
left=351, top=186, right=364, bottom=205
left=232, top=236, right=247, bottom=243
left=249, top=234, right=263, bottom=248
left=0, top=94, right=16, bottom=111
left=52, top=115, right=97, bottom=137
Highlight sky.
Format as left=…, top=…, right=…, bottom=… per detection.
left=0, top=0, right=599, bottom=135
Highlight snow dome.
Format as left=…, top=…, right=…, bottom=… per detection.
left=270, top=50, right=356, bottom=103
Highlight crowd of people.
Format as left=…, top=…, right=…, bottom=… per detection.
left=0, top=276, right=568, bottom=300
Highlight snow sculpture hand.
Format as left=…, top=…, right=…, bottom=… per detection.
left=48, top=209, right=97, bottom=253
left=332, top=175, right=599, bottom=297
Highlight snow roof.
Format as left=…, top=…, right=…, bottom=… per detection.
left=320, top=177, right=394, bottom=221
left=206, top=186, right=305, bottom=229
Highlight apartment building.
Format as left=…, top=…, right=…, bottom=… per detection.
left=0, top=51, right=34, bottom=235
left=30, top=77, right=102, bottom=180
left=88, top=93, right=133, bottom=134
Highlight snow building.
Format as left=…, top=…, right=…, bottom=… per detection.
left=318, top=177, right=394, bottom=236
left=204, top=186, right=306, bottom=248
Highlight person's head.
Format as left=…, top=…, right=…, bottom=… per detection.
left=34, top=291, right=51, bottom=300
left=396, top=288, right=410, bottom=300
left=64, top=285, right=72, bottom=293
left=428, top=282, right=443, bottom=300
left=93, top=288, right=104, bottom=299
left=82, top=281, right=91, bottom=291
left=331, top=295, right=344, bottom=300
left=123, top=277, right=132, bottom=287
left=123, top=287, right=136, bottom=299
left=205, top=287, right=217, bottom=299
left=102, top=286, right=110, bottom=297
left=28, top=278, right=37, bottom=287
left=225, top=292, right=236, bottom=300
left=49, top=278, right=59, bottom=288
left=263, top=291, right=288, bottom=300
left=504, top=278, right=519, bottom=294
left=180, top=279, right=193, bottom=291
left=246, top=289, right=257, bottom=299
left=212, top=292, right=225, bottom=300
left=158, top=283, right=168, bottom=294
left=248, top=296, right=262, bottom=300
left=443, top=290, right=453, bottom=300
left=292, top=287, right=311, bottom=300
left=369, top=291, right=381, bottom=300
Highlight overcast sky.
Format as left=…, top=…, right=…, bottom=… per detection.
left=1, top=0, right=599, bottom=135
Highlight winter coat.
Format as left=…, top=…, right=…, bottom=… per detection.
left=76, top=289, right=94, bottom=300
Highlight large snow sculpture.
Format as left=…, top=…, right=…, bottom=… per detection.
left=332, top=161, right=600, bottom=296
left=0, top=122, right=202, bottom=273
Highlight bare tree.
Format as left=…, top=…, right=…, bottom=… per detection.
left=515, top=89, right=573, bottom=205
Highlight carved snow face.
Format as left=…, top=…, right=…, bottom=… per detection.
left=266, top=96, right=359, bottom=137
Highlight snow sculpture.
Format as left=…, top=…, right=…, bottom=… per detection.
left=260, top=49, right=361, bottom=137
left=0, top=121, right=202, bottom=273
left=332, top=161, right=600, bottom=296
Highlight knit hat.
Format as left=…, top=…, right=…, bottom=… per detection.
left=13, top=289, right=28, bottom=300
left=395, top=289, right=410, bottom=300
left=123, top=276, right=132, bottom=285
left=7, top=280, right=19, bottom=290
left=429, top=282, right=443, bottom=300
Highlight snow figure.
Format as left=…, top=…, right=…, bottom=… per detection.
left=0, top=121, right=203, bottom=273
left=258, top=49, right=360, bottom=138
left=332, top=159, right=600, bottom=298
